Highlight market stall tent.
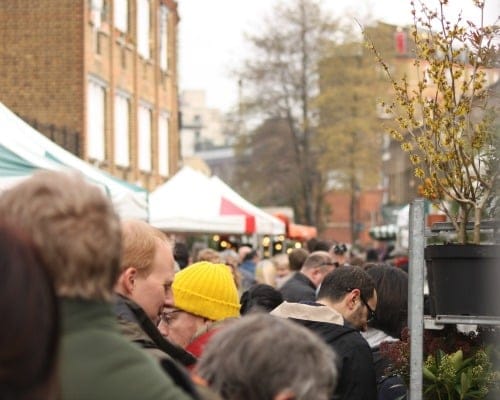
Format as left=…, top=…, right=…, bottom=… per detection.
left=0, top=102, right=148, bottom=220
left=149, top=166, right=286, bottom=235
left=210, top=176, right=286, bottom=236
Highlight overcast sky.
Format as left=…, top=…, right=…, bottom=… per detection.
left=177, top=0, right=499, bottom=113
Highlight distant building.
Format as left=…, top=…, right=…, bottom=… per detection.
left=180, top=90, right=229, bottom=157
left=323, top=189, right=384, bottom=246
left=0, top=0, right=181, bottom=190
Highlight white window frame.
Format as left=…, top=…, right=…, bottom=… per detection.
left=114, top=92, right=130, bottom=167
left=138, top=103, right=152, bottom=172
left=159, top=5, right=169, bottom=71
left=137, top=0, right=151, bottom=59
left=158, top=112, right=170, bottom=176
left=86, top=78, right=107, bottom=161
left=114, top=0, right=128, bottom=33
left=90, top=0, right=104, bottom=29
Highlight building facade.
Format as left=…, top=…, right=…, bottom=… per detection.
left=0, top=0, right=180, bottom=190
left=180, top=90, right=228, bottom=158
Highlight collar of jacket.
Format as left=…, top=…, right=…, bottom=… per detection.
left=112, top=293, right=197, bottom=367
left=271, top=301, right=344, bottom=325
left=294, top=271, right=316, bottom=289
left=113, top=293, right=146, bottom=324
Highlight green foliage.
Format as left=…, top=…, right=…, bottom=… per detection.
left=365, top=0, right=500, bottom=244
left=422, top=348, right=499, bottom=399
left=381, top=327, right=500, bottom=400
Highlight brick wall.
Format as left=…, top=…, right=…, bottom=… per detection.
left=322, top=189, right=384, bottom=246
left=0, top=0, right=180, bottom=191
left=0, top=0, right=84, bottom=152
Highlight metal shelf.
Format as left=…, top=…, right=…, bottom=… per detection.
left=408, top=201, right=499, bottom=399
left=425, top=315, right=500, bottom=327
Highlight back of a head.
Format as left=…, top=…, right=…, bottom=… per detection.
left=121, top=219, right=168, bottom=275
left=0, top=222, right=59, bottom=399
left=288, top=248, right=308, bottom=271
left=240, top=284, right=283, bottom=315
left=238, top=245, right=252, bottom=262
left=0, top=171, right=121, bottom=301
left=366, top=248, right=379, bottom=262
left=365, top=264, right=408, bottom=338
left=174, top=241, right=190, bottom=269
left=317, top=265, right=376, bottom=303
left=197, top=313, right=337, bottom=400
left=242, top=249, right=258, bottom=263
left=219, top=249, right=239, bottom=268
left=301, top=251, right=333, bottom=271
left=310, top=239, right=332, bottom=252
left=195, top=248, right=222, bottom=263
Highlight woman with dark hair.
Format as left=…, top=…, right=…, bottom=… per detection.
left=0, top=222, right=60, bottom=400
left=240, top=284, right=283, bottom=315
left=362, top=263, right=408, bottom=400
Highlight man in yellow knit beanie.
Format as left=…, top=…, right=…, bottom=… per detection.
left=158, top=261, right=240, bottom=362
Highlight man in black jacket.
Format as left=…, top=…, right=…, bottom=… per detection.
left=272, top=265, right=377, bottom=400
left=279, top=251, right=335, bottom=302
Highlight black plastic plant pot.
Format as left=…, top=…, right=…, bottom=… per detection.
left=424, top=244, right=500, bottom=317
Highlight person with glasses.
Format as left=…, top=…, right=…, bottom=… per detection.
left=272, top=265, right=377, bottom=400
left=158, top=261, right=240, bottom=364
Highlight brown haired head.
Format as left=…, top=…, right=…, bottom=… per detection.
left=0, top=170, right=122, bottom=301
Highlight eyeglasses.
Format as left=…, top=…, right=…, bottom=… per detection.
left=360, top=294, right=376, bottom=323
left=160, top=309, right=181, bottom=325
left=319, top=261, right=336, bottom=267
left=346, top=288, right=376, bottom=323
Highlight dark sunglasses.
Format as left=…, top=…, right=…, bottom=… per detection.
left=360, top=294, right=376, bottom=323
left=346, top=288, right=376, bottom=323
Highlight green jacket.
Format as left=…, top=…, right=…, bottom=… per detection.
left=60, top=298, right=194, bottom=400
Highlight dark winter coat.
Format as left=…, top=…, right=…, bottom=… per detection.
left=113, top=294, right=196, bottom=367
left=272, top=301, right=377, bottom=400
left=279, top=272, right=316, bottom=303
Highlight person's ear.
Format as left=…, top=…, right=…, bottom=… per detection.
left=123, top=267, right=138, bottom=294
left=346, top=288, right=360, bottom=311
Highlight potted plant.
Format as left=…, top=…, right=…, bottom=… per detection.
left=380, top=327, right=500, bottom=399
left=366, top=0, right=500, bottom=316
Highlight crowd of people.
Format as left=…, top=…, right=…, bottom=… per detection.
left=1, top=170, right=410, bottom=400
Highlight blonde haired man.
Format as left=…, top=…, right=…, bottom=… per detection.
left=114, top=220, right=196, bottom=368
left=0, top=171, right=193, bottom=400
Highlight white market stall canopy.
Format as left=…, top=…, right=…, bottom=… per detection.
left=0, top=102, right=148, bottom=220
left=210, top=175, right=286, bottom=235
left=149, top=166, right=286, bottom=235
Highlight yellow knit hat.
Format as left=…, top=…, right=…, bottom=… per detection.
left=172, top=261, right=240, bottom=321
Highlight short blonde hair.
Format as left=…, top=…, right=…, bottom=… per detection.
left=120, top=219, right=169, bottom=276
left=0, top=170, right=122, bottom=301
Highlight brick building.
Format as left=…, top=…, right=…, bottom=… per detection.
left=322, top=189, right=384, bottom=247
left=0, top=0, right=180, bottom=190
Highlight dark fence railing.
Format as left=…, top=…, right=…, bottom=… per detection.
left=19, top=114, right=81, bottom=157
